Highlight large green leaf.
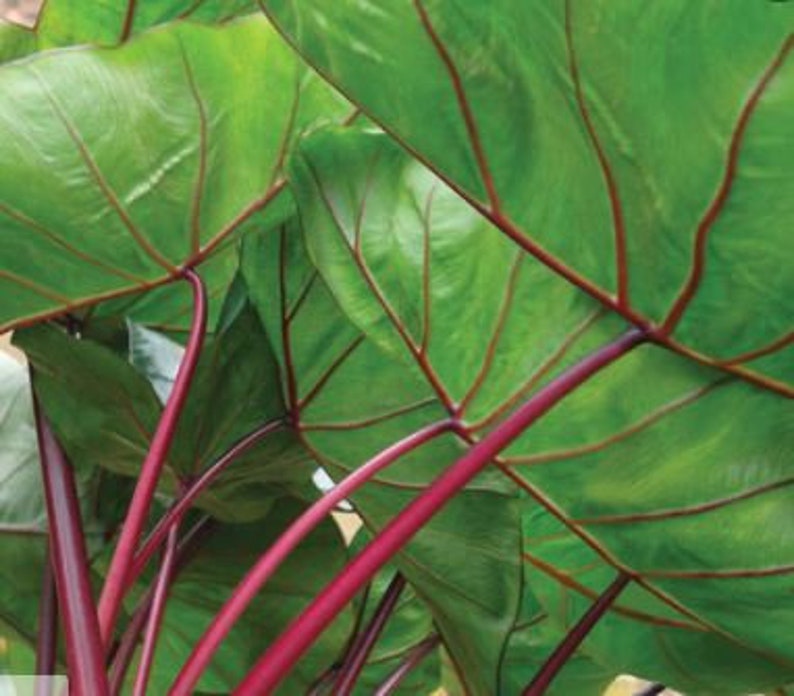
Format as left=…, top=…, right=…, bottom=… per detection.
left=134, top=498, right=353, bottom=694
left=262, top=0, right=794, bottom=393
left=0, top=14, right=347, bottom=334
left=14, top=298, right=314, bottom=522
left=282, top=129, right=794, bottom=693
left=241, top=209, right=522, bottom=696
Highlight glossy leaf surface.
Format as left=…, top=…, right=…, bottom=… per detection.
left=242, top=209, right=522, bottom=696
left=262, top=0, right=794, bottom=393
left=0, top=15, right=346, bottom=333
left=282, top=129, right=794, bottom=693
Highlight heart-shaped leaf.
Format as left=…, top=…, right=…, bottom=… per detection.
left=0, top=15, right=347, bottom=333
left=281, top=128, right=794, bottom=693
left=241, top=206, right=522, bottom=696
left=262, top=0, right=794, bottom=393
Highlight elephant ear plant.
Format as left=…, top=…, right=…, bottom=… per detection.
left=0, top=1, right=792, bottom=694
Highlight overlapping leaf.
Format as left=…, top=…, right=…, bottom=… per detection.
left=14, top=297, right=313, bottom=522
left=241, top=206, right=522, bottom=696
left=280, top=129, right=794, bottom=693
left=0, top=15, right=347, bottom=333
left=262, top=0, right=794, bottom=392
left=133, top=498, right=353, bottom=694
left=345, top=530, right=442, bottom=695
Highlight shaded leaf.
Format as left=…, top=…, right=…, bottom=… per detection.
left=131, top=498, right=354, bottom=694
left=347, top=529, right=442, bottom=695
left=14, top=299, right=313, bottom=522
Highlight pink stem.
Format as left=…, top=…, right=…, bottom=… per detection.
left=374, top=634, right=441, bottom=696
left=98, top=269, right=207, bottom=646
left=522, top=573, right=630, bottom=694
left=33, top=400, right=109, bottom=696
left=109, top=517, right=214, bottom=695
left=129, top=419, right=284, bottom=585
left=34, top=546, right=58, bottom=696
left=234, top=329, right=645, bottom=694
left=333, top=573, right=407, bottom=694
left=132, top=525, right=180, bottom=696
left=168, top=420, right=453, bottom=696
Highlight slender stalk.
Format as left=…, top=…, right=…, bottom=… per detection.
left=108, top=593, right=150, bottom=696
left=233, top=329, right=645, bottom=695
left=98, top=269, right=207, bottom=646
left=305, top=582, right=374, bottom=696
left=34, top=549, right=58, bottom=696
left=132, top=525, right=179, bottom=696
left=374, top=634, right=441, bottom=696
left=169, top=420, right=453, bottom=696
left=635, top=683, right=666, bottom=696
left=522, top=573, right=631, bottom=694
left=130, top=419, right=284, bottom=585
left=109, top=517, right=215, bottom=695
left=333, top=573, right=407, bottom=695
left=33, top=400, right=109, bottom=696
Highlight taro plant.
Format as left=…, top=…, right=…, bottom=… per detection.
left=0, top=1, right=792, bottom=694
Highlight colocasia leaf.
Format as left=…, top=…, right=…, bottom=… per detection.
left=0, top=15, right=348, bottom=332
left=281, top=129, right=793, bottom=693
left=263, top=0, right=794, bottom=392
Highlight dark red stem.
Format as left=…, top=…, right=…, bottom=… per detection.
left=636, top=684, right=666, bottom=696
left=129, top=418, right=284, bottom=584
left=333, top=573, right=407, bottom=694
left=374, top=634, right=441, bottom=696
left=234, top=329, right=645, bottom=694
left=522, top=573, right=631, bottom=694
left=98, top=269, right=207, bottom=646
left=132, top=524, right=179, bottom=696
left=33, top=399, right=109, bottom=696
left=34, top=548, right=58, bottom=696
left=169, top=420, right=452, bottom=696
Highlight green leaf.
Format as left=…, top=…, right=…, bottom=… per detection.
left=347, top=530, right=442, bottom=695
left=0, top=21, right=37, bottom=63
left=242, top=201, right=522, bottom=696
left=0, top=15, right=347, bottom=334
left=14, top=299, right=313, bottom=522
left=0, top=353, right=47, bottom=652
left=37, top=0, right=257, bottom=48
left=284, top=129, right=794, bottom=693
left=136, top=498, right=354, bottom=694
left=501, top=583, right=614, bottom=696
left=262, top=0, right=794, bottom=393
